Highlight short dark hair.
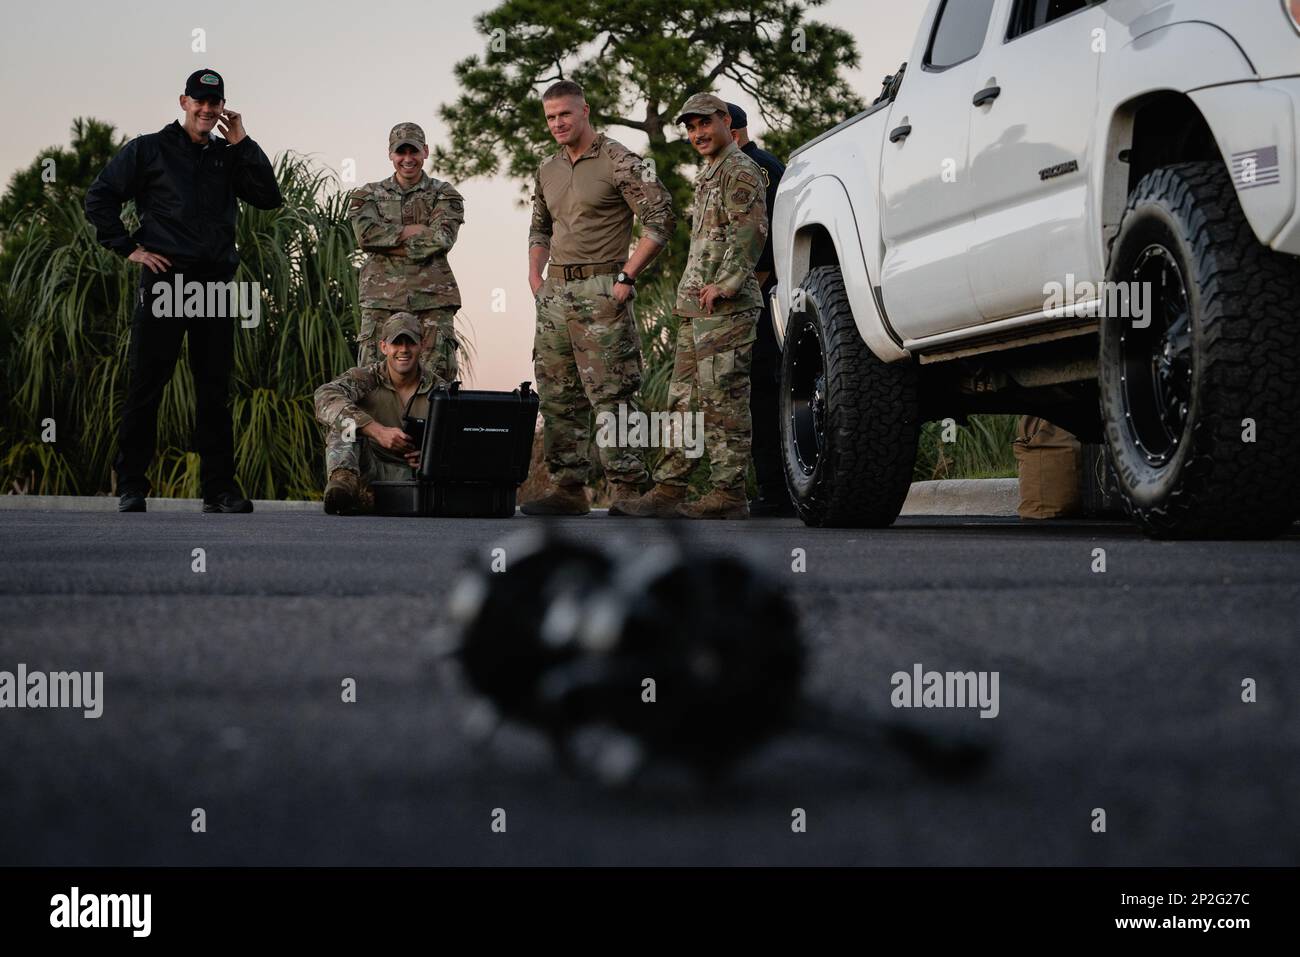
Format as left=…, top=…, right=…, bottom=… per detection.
left=542, top=80, right=585, bottom=102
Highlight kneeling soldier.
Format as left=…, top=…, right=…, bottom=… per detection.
left=314, top=313, right=443, bottom=514
left=613, top=94, right=767, bottom=520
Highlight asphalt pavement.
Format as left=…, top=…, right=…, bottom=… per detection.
left=1, top=508, right=1297, bottom=866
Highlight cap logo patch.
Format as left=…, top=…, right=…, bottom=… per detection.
left=201, top=73, right=220, bottom=85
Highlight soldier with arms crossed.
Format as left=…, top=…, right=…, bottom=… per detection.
left=350, top=123, right=465, bottom=381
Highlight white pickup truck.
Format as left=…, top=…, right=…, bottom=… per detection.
left=770, top=0, right=1300, bottom=538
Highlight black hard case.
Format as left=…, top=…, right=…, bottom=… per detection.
left=370, top=382, right=539, bottom=518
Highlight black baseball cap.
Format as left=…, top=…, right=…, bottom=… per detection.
left=727, top=102, right=748, bottom=129
left=184, top=69, right=225, bottom=101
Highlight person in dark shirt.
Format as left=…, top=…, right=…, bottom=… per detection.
left=85, top=68, right=283, bottom=513
left=727, top=103, right=792, bottom=517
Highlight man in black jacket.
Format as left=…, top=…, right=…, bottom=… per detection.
left=727, top=103, right=792, bottom=517
left=85, top=68, right=283, bottom=512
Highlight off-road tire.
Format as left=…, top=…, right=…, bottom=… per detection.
left=780, top=266, right=920, bottom=527
left=1100, top=161, right=1300, bottom=539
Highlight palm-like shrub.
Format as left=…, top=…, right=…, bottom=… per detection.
left=1, top=154, right=366, bottom=498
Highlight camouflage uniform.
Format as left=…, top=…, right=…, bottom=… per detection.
left=529, top=133, right=676, bottom=487
left=654, top=109, right=767, bottom=493
left=314, top=339, right=444, bottom=488
left=350, top=123, right=464, bottom=381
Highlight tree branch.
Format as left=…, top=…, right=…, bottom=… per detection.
left=600, top=115, right=648, bottom=132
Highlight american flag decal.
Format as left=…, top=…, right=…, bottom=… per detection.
left=1231, top=146, right=1280, bottom=190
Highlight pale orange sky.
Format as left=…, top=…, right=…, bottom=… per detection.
left=0, top=0, right=928, bottom=387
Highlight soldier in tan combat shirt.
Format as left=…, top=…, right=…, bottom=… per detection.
left=614, top=93, right=767, bottom=520
left=520, top=80, right=677, bottom=516
left=349, top=122, right=464, bottom=381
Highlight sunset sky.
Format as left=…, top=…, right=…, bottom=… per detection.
left=0, top=0, right=929, bottom=387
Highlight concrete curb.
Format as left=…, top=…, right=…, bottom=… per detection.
left=0, top=479, right=1022, bottom=517
left=900, top=478, right=1019, bottom=517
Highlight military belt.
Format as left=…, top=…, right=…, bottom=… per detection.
left=552, top=260, right=624, bottom=283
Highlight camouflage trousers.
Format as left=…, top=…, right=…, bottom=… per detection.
left=357, top=307, right=459, bottom=381
left=324, top=429, right=413, bottom=487
left=653, top=309, right=758, bottom=492
left=533, top=273, right=648, bottom=487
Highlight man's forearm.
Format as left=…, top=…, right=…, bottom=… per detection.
left=231, top=138, right=283, bottom=210
left=528, top=245, right=549, bottom=283
left=622, top=235, right=664, bottom=279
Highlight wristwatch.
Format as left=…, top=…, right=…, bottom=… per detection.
left=615, top=271, right=635, bottom=286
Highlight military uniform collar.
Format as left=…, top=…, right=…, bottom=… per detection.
left=701, top=139, right=739, bottom=181
left=385, top=171, right=431, bottom=194
left=374, top=359, right=438, bottom=394
left=560, top=132, right=605, bottom=166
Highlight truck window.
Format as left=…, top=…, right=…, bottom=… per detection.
left=1007, top=0, right=1092, bottom=39
left=926, top=0, right=998, bottom=70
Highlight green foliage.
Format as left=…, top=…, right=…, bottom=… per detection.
left=434, top=0, right=864, bottom=271
left=1, top=150, right=365, bottom=498
left=0, top=119, right=126, bottom=288
left=914, top=415, right=1019, bottom=481
left=0, top=118, right=125, bottom=227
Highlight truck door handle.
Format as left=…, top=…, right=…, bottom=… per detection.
left=972, top=86, right=1002, bottom=107
left=889, top=124, right=912, bottom=143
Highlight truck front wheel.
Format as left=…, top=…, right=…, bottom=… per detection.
left=780, top=265, right=919, bottom=527
left=1100, top=161, right=1300, bottom=539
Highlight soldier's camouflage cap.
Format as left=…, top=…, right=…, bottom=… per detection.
left=389, top=122, right=427, bottom=152
left=380, top=312, right=422, bottom=345
left=675, top=93, right=728, bottom=125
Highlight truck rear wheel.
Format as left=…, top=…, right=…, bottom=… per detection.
left=1100, top=161, right=1300, bottom=539
left=780, top=265, right=919, bottom=527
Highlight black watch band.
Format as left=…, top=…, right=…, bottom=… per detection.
left=615, top=271, right=635, bottom=286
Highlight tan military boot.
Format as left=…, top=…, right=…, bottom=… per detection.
left=604, top=482, right=643, bottom=515
left=520, top=483, right=591, bottom=516
left=610, top=483, right=687, bottom=518
left=323, top=468, right=361, bottom=515
left=676, top=487, right=750, bottom=520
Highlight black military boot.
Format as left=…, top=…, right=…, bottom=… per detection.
left=118, top=489, right=147, bottom=513
left=203, top=488, right=254, bottom=513
left=749, top=486, right=795, bottom=517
